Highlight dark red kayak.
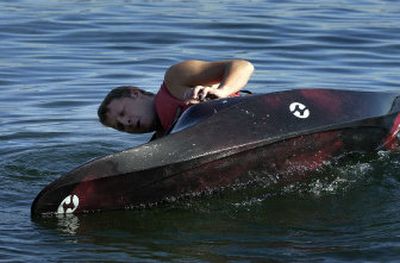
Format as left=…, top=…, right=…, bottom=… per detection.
left=31, top=89, right=400, bottom=215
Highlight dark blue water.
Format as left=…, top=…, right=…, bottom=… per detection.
left=1, top=0, right=400, bottom=261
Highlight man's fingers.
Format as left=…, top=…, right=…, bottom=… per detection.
left=193, top=85, right=204, bottom=99
left=185, top=85, right=220, bottom=104
left=199, top=87, right=212, bottom=100
left=185, top=99, right=200, bottom=105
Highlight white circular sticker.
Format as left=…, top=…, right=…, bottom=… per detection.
left=57, top=194, right=79, bottom=214
left=289, top=102, right=310, bottom=119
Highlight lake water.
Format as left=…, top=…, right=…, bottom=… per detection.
left=1, top=0, right=400, bottom=261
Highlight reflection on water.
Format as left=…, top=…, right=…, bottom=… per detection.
left=56, top=214, right=80, bottom=236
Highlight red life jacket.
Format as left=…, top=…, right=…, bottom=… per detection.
left=154, top=82, right=190, bottom=133
left=154, top=82, right=241, bottom=135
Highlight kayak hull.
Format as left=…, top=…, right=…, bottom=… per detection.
left=31, top=89, right=400, bottom=215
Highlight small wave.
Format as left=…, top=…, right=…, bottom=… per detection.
left=0, top=131, right=70, bottom=141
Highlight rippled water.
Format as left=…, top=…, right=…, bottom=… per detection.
left=1, top=0, right=400, bottom=261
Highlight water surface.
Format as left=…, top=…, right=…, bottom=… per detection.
left=1, top=0, right=400, bottom=261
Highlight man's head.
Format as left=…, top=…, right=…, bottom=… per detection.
left=98, top=86, right=157, bottom=133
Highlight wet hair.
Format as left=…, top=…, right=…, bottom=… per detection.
left=97, top=86, right=154, bottom=127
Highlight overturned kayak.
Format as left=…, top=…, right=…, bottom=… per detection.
left=31, top=89, right=400, bottom=215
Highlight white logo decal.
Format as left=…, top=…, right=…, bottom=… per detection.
left=289, top=102, right=310, bottom=119
left=57, top=195, right=79, bottom=214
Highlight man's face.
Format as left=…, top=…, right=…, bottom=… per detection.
left=105, top=93, right=157, bottom=133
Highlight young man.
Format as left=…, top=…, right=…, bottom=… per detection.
left=98, top=59, right=254, bottom=139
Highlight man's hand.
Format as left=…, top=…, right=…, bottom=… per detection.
left=183, top=85, right=225, bottom=105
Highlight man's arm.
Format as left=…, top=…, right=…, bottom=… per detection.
left=164, top=60, right=254, bottom=103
